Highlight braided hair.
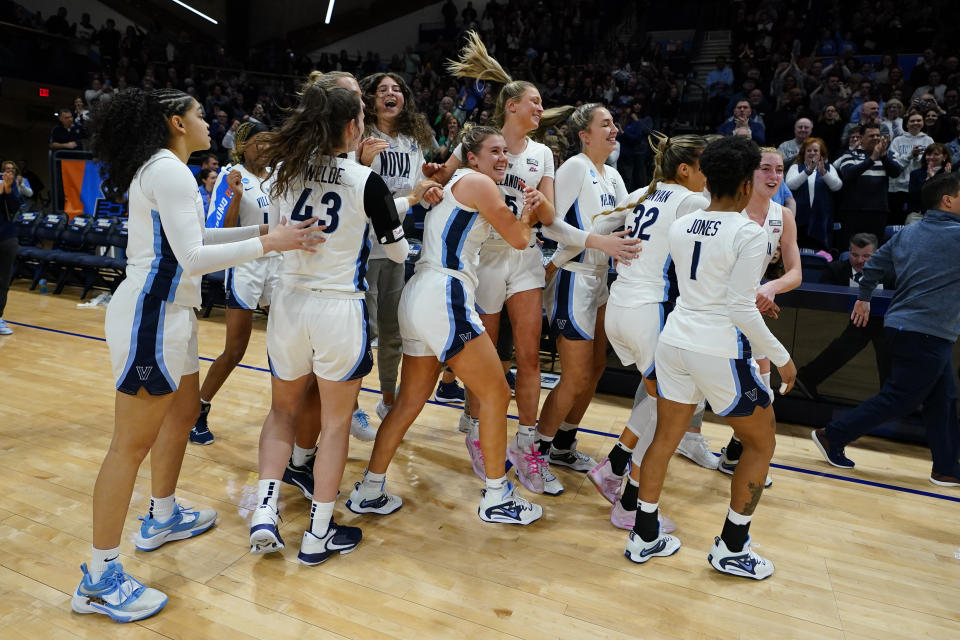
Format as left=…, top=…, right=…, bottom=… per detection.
left=230, top=121, right=269, bottom=166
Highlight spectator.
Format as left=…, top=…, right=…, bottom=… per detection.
left=98, top=19, right=121, bottom=61
left=706, top=56, right=734, bottom=125
left=785, top=137, right=843, bottom=249
left=0, top=161, right=27, bottom=335
left=462, top=1, right=477, bottom=25
left=907, top=143, right=952, bottom=214
left=814, top=104, right=845, bottom=156
left=889, top=110, right=934, bottom=223
left=911, top=70, right=946, bottom=104
left=433, top=95, right=455, bottom=134
left=835, top=123, right=902, bottom=247
left=441, top=0, right=458, bottom=32
left=842, top=101, right=890, bottom=145
left=848, top=81, right=883, bottom=124
left=879, top=66, right=908, bottom=102
left=72, top=96, right=91, bottom=133
left=777, top=117, right=813, bottom=166
left=48, top=108, right=82, bottom=150
left=199, top=152, right=220, bottom=173
left=809, top=73, right=848, bottom=117
left=946, top=118, right=960, bottom=165
left=812, top=172, right=960, bottom=485
left=943, top=88, right=959, bottom=119
left=197, top=168, right=217, bottom=214
left=84, top=77, right=113, bottom=106
left=75, top=12, right=95, bottom=41
left=617, top=101, right=652, bottom=191
left=45, top=6, right=71, bottom=37
left=880, top=99, right=904, bottom=139
left=717, top=99, right=765, bottom=143
left=795, top=233, right=893, bottom=399
left=923, top=107, right=953, bottom=142
left=748, top=88, right=771, bottom=122
left=436, top=113, right=459, bottom=162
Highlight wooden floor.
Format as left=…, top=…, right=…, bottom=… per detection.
left=1, top=282, right=959, bottom=640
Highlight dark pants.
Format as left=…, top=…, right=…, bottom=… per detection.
left=826, top=328, right=960, bottom=476
left=0, top=235, right=18, bottom=317
left=799, top=317, right=891, bottom=389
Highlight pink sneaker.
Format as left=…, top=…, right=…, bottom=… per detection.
left=609, top=501, right=676, bottom=533
left=507, top=439, right=545, bottom=494
left=588, top=458, right=623, bottom=504
left=465, top=434, right=485, bottom=481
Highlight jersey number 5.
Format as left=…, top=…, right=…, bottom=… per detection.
left=290, top=188, right=342, bottom=233
left=628, top=204, right=659, bottom=240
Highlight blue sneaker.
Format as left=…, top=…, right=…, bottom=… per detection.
left=189, top=401, right=213, bottom=445
left=434, top=379, right=466, bottom=403
left=71, top=562, right=168, bottom=622
left=505, top=370, right=516, bottom=396
left=134, top=504, right=218, bottom=551
left=708, top=535, right=775, bottom=580
left=281, top=455, right=314, bottom=499
left=0, top=319, right=12, bottom=335
left=298, top=521, right=362, bottom=565
left=812, top=428, right=855, bottom=469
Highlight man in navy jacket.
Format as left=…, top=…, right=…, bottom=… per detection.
left=813, top=173, right=960, bottom=485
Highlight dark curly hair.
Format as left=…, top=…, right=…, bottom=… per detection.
left=260, top=84, right=362, bottom=200
left=699, top=136, right=761, bottom=199
left=90, top=88, right=195, bottom=194
left=360, top=72, right=434, bottom=151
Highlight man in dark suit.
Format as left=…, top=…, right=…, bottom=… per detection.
left=795, top=233, right=895, bottom=397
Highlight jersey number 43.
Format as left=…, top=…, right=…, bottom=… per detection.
left=290, top=188, right=342, bottom=233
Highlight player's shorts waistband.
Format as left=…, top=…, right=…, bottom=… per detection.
left=560, top=262, right=608, bottom=277
left=279, top=283, right=365, bottom=300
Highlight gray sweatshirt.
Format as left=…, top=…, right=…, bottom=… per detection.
left=858, top=209, right=960, bottom=342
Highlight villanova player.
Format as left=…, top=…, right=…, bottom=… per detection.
left=246, top=85, right=416, bottom=565
left=625, top=137, right=797, bottom=580
left=432, top=32, right=640, bottom=494
left=347, top=126, right=552, bottom=525
left=537, top=103, right=628, bottom=495
left=191, top=121, right=278, bottom=445
left=73, top=88, right=319, bottom=622
left=588, top=133, right=710, bottom=533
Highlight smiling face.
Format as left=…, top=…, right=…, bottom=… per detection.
left=906, top=112, right=924, bottom=135
left=753, top=151, right=784, bottom=199
left=374, top=76, right=404, bottom=121
left=203, top=171, right=217, bottom=190
left=578, top=107, right=617, bottom=155
left=804, top=141, right=822, bottom=165
left=795, top=118, right=813, bottom=142
left=506, top=86, right=544, bottom=133
left=848, top=242, right=875, bottom=273
left=466, top=133, right=509, bottom=182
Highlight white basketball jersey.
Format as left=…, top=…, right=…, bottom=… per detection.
left=275, top=155, right=404, bottom=293
left=417, top=169, right=492, bottom=289
left=607, top=183, right=710, bottom=307
left=742, top=200, right=784, bottom=277
left=553, top=153, right=628, bottom=267
left=368, top=128, right=425, bottom=260
left=206, top=164, right=273, bottom=228
left=658, top=208, right=790, bottom=365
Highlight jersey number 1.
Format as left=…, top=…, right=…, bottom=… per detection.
left=690, top=240, right=702, bottom=280
left=290, top=188, right=342, bottom=233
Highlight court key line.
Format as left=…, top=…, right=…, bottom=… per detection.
left=9, top=318, right=960, bottom=505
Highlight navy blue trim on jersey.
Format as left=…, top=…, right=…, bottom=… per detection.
left=143, top=209, right=183, bottom=302
left=224, top=266, right=253, bottom=310
left=735, top=328, right=753, bottom=359
left=717, top=357, right=771, bottom=417
left=550, top=270, right=591, bottom=340
left=267, top=353, right=278, bottom=378
left=441, top=276, right=484, bottom=361
left=117, top=292, right=178, bottom=395
left=354, top=223, right=372, bottom=291
left=440, top=207, right=476, bottom=271
left=341, top=299, right=374, bottom=381
left=562, top=199, right=587, bottom=263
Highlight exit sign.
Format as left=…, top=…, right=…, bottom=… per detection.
left=39, top=87, right=50, bottom=97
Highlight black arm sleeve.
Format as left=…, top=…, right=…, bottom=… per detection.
left=364, top=172, right=405, bottom=245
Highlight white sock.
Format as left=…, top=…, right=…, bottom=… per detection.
left=149, top=494, right=175, bottom=523
left=469, top=419, right=480, bottom=441
left=516, top=424, right=536, bottom=448
left=760, top=372, right=771, bottom=392
left=89, top=545, right=120, bottom=583
left=559, top=421, right=578, bottom=432
left=535, top=430, right=554, bottom=443
left=638, top=499, right=658, bottom=513
left=292, top=444, right=316, bottom=468
left=485, top=475, right=507, bottom=491
left=309, top=500, right=335, bottom=537
left=615, top=440, right=634, bottom=453
left=360, top=470, right=386, bottom=496
left=727, top=507, right=752, bottom=525
left=257, top=479, right=280, bottom=512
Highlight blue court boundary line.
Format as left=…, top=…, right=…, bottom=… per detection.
left=10, top=319, right=960, bottom=504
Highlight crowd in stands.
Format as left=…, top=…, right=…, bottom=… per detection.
left=12, top=0, right=960, bottom=258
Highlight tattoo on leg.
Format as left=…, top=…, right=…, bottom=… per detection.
left=742, top=481, right=763, bottom=515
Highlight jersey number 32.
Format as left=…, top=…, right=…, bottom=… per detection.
left=628, top=204, right=659, bottom=241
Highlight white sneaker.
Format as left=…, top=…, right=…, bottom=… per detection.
left=249, top=505, right=284, bottom=554
left=375, top=399, right=390, bottom=421
left=708, top=535, right=775, bottom=580
left=0, top=319, right=12, bottom=335
left=346, top=480, right=403, bottom=515
left=676, top=432, right=720, bottom=470
left=350, top=409, right=377, bottom=441
left=72, top=562, right=167, bottom=622
left=458, top=412, right=477, bottom=434
left=478, top=480, right=543, bottom=525
left=133, top=503, right=217, bottom=551
left=298, top=522, right=362, bottom=565
left=507, top=438, right=545, bottom=494
left=539, top=460, right=564, bottom=495
left=624, top=529, right=681, bottom=564
left=549, top=439, right=596, bottom=471
left=717, top=448, right=773, bottom=487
